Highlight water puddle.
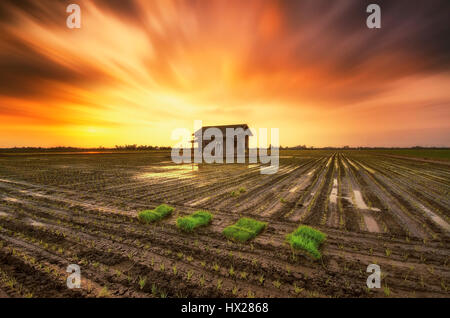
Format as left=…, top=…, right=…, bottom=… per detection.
left=353, top=190, right=380, bottom=211
left=290, top=170, right=315, bottom=193
left=28, top=219, right=45, bottom=227
left=359, top=163, right=375, bottom=174
left=188, top=196, right=211, bottom=207
left=329, top=178, right=338, bottom=204
left=289, top=186, right=298, bottom=193
left=342, top=160, right=348, bottom=170
left=347, top=159, right=359, bottom=171
left=419, top=204, right=450, bottom=231
left=20, top=190, right=44, bottom=197
left=364, top=215, right=380, bottom=232
left=260, top=166, right=280, bottom=174
left=160, top=164, right=199, bottom=171
left=138, top=164, right=199, bottom=180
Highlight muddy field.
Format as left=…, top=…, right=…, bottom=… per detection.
left=0, top=150, right=448, bottom=298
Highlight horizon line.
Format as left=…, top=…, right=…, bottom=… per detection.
left=1, top=145, right=449, bottom=150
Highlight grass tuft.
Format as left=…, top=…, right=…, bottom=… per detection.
left=223, top=217, right=267, bottom=242
left=138, top=204, right=174, bottom=223
left=176, top=210, right=213, bottom=232
left=286, top=225, right=326, bottom=259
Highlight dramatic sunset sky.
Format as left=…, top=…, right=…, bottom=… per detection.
left=0, top=0, right=449, bottom=147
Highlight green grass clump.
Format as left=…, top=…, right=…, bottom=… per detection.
left=177, top=211, right=213, bottom=232
left=138, top=204, right=174, bottom=223
left=223, top=218, right=267, bottom=242
left=286, top=225, right=326, bottom=259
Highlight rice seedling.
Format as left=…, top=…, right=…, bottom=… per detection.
left=223, top=217, right=267, bottom=242
left=98, top=286, right=110, bottom=298
left=293, top=283, right=303, bottom=294
left=151, top=284, right=158, bottom=296
left=383, top=284, right=391, bottom=297
left=385, top=248, right=391, bottom=257
left=199, top=275, right=205, bottom=286
left=273, top=280, right=281, bottom=288
left=286, top=225, right=326, bottom=259
left=176, top=210, right=213, bottom=232
left=258, top=275, right=265, bottom=285
left=138, top=276, right=146, bottom=290
left=138, top=204, right=174, bottom=223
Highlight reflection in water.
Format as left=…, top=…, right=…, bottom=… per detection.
left=160, top=164, right=199, bottom=172
left=138, top=164, right=199, bottom=179
left=419, top=204, right=450, bottom=231
left=137, top=163, right=261, bottom=180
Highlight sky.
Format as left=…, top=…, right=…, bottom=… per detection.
left=0, top=0, right=449, bottom=148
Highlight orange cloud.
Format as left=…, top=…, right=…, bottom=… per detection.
left=0, top=0, right=449, bottom=147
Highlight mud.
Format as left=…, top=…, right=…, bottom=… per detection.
left=0, top=151, right=448, bottom=298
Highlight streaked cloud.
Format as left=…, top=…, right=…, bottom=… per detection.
left=0, top=0, right=449, bottom=147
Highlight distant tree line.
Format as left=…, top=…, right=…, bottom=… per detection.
left=0, top=145, right=448, bottom=153
left=285, top=145, right=450, bottom=150
left=0, top=145, right=172, bottom=153
left=114, top=144, right=171, bottom=150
